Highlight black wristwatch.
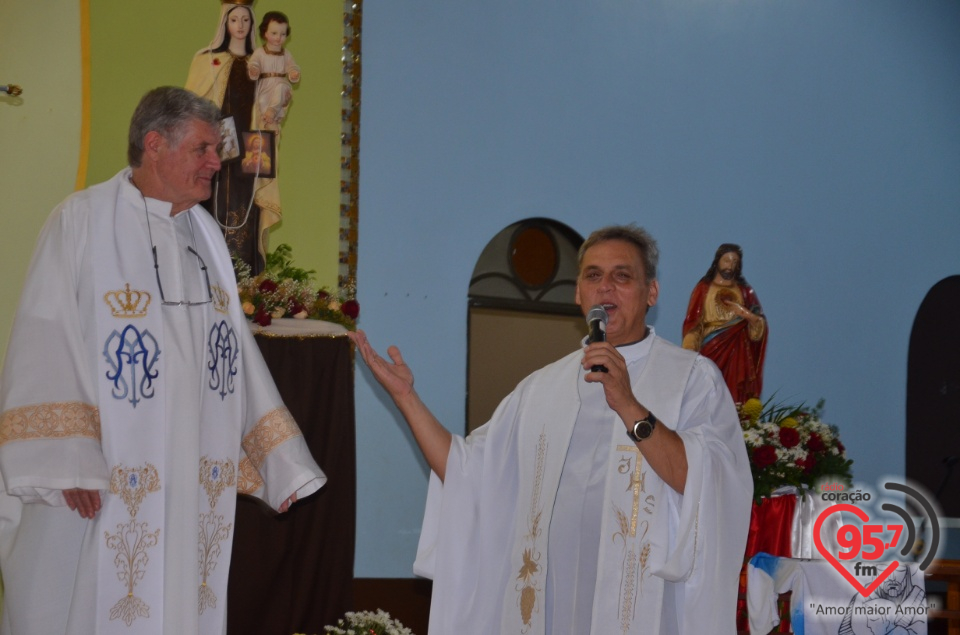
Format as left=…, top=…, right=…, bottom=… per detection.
left=627, top=412, right=657, bottom=443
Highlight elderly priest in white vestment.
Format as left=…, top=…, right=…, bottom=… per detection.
left=350, top=225, right=753, bottom=635
left=0, top=87, right=326, bottom=635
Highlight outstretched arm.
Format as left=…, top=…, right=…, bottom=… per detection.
left=348, top=330, right=452, bottom=481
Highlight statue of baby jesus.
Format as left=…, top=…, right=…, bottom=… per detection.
left=248, top=11, right=300, bottom=128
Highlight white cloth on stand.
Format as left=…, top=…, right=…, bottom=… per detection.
left=748, top=553, right=928, bottom=635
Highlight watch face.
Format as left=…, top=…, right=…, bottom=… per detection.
left=635, top=420, right=654, bottom=439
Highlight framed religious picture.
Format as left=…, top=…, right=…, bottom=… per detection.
left=217, top=116, right=241, bottom=162
left=240, top=130, right=276, bottom=178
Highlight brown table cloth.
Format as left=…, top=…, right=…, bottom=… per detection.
left=227, top=332, right=355, bottom=634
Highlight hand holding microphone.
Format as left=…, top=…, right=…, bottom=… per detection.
left=586, top=305, right=608, bottom=373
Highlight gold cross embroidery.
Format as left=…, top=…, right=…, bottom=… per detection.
left=616, top=445, right=645, bottom=537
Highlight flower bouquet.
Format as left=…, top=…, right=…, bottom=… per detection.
left=739, top=397, right=853, bottom=501
left=319, top=609, right=414, bottom=635
left=235, top=244, right=359, bottom=329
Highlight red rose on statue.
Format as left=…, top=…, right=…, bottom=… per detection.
left=752, top=445, right=777, bottom=469
left=341, top=299, right=360, bottom=320
left=778, top=427, right=800, bottom=449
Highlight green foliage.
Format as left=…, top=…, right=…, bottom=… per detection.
left=264, top=243, right=315, bottom=282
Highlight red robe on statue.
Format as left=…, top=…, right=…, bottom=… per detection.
left=682, top=280, right=767, bottom=404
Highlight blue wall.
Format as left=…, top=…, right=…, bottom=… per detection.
left=354, top=0, right=960, bottom=576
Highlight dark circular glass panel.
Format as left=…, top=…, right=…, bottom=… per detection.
left=510, top=226, right=558, bottom=288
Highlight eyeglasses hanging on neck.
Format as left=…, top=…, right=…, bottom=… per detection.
left=138, top=183, right=213, bottom=307
left=151, top=244, right=213, bottom=307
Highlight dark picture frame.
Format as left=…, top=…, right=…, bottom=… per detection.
left=240, top=130, right=276, bottom=178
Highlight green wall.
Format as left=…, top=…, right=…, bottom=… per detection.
left=88, top=0, right=344, bottom=287
left=0, top=0, right=82, bottom=365
left=0, top=0, right=345, bottom=364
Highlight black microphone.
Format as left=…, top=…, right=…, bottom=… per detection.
left=586, top=305, right=608, bottom=373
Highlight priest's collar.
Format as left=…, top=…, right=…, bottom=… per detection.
left=617, top=326, right=654, bottom=363
left=580, top=326, right=654, bottom=363
left=123, top=167, right=177, bottom=219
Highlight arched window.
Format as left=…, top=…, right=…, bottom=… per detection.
left=466, top=218, right=585, bottom=433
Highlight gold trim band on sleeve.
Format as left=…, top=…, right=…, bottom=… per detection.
left=0, top=401, right=101, bottom=445
left=240, top=406, right=300, bottom=469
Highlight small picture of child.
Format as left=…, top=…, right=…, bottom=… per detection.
left=247, top=11, right=300, bottom=128
left=241, top=131, right=275, bottom=178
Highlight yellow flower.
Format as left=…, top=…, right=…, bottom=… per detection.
left=242, top=301, right=255, bottom=315
left=780, top=416, right=799, bottom=429
left=739, top=398, right=763, bottom=421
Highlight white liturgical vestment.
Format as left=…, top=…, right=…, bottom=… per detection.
left=0, top=169, right=326, bottom=635
left=414, top=331, right=752, bottom=634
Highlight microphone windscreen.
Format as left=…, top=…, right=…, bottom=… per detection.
left=586, top=305, right=608, bottom=326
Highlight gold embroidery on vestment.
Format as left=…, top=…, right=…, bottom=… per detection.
left=211, top=284, right=230, bottom=314
left=613, top=446, right=655, bottom=632
left=0, top=402, right=100, bottom=446
left=616, top=445, right=647, bottom=537
left=104, top=520, right=160, bottom=626
left=199, top=457, right=236, bottom=509
left=515, top=429, right=547, bottom=632
left=109, top=463, right=160, bottom=517
left=241, top=407, right=301, bottom=469
left=198, top=510, right=232, bottom=614
left=104, top=283, right=151, bottom=318
left=236, top=456, right=263, bottom=494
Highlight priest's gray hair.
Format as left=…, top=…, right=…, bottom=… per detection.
left=128, top=86, right=221, bottom=168
left=578, top=224, right=659, bottom=282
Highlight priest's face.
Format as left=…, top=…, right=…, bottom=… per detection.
left=154, top=119, right=222, bottom=215
left=575, top=239, right=659, bottom=346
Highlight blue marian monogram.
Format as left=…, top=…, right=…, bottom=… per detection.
left=103, top=325, right=161, bottom=408
left=207, top=320, right=239, bottom=400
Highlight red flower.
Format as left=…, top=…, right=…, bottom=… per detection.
left=836, top=440, right=845, bottom=454
left=778, top=427, right=801, bottom=449
left=752, top=445, right=778, bottom=469
left=797, top=455, right=817, bottom=474
left=289, top=300, right=306, bottom=315
left=341, top=299, right=360, bottom=319
left=258, top=279, right=278, bottom=294
left=808, top=432, right=826, bottom=453
left=254, top=308, right=272, bottom=326
left=317, top=289, right=330, bottom=301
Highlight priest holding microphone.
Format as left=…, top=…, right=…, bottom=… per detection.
left=350, top=224, right=752, bottom=635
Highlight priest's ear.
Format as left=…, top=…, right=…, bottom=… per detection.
left=142, top=130, right=167, bottom=161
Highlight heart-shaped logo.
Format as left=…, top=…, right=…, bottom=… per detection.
left=813, top=503, right=900, bottom=597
